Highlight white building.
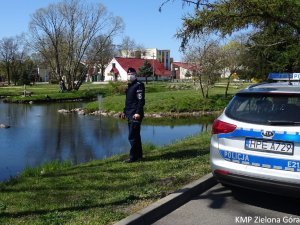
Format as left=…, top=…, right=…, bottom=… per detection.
left=104, top=57, right=171, bottom=81
left=38, top=68, right=50, bottom=82
left=171, top=62, right=195, bottom=80
left=120, top=48, right=171, bottom=71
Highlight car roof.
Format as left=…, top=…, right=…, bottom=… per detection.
left=239, top=81, right=300, bottom=94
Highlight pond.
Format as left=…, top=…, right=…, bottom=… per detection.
left=0, top=101, right=213, bottom=181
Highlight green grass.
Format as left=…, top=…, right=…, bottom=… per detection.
left=0, top=132, right=211, bottom=225
left=21, top=161, right=73, bottom=177
left=0, top=81, right=248, bottom=224
left=84, top=81, right=249, bottom=113
left=85, top=86, right=238, bottom=113
left=0, top=83, right=108, bottom=103
left=0, top=82, right=247, bottom=113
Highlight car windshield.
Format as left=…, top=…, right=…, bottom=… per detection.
left=225, top=93, right=300, bottom=125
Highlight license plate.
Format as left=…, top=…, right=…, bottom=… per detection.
left=245, top=138, right=294, bottom=155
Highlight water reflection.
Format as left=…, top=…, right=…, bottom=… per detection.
left=0, top=102, right=211, bottom=181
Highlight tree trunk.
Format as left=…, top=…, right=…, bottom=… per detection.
left=205, top=85, right=209, bottom=98
left=199, top=75, right=205, bottom=98
left=5, top=64, right=10, bottom=85
left=74, top=68, right=88, bottom=90
left=199, top=79, right=205, bottom=98
left=225, top=74, right=232, bottom=98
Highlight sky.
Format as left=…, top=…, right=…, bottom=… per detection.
left=0, top=0, right=193, bottom=61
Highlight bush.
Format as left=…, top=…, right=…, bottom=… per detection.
left=108, top=81, right=127, bottom=95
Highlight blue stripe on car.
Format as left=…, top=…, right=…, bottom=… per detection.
left=217, top=128, right=300, bottom=142
left=219, top=149, right=300, bottom=172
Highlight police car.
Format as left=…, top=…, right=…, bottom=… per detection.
left=210, top=73, right=300, bottom=196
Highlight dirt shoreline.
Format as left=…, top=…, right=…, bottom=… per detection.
left=58, top=108, right=222, bottom=118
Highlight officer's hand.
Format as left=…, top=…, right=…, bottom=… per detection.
left=133, top=114, right=141, bottom=120
left=119, top=113, right=126, bottom=119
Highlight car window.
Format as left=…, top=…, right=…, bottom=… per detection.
left=225, top=93, right=300, bottom=125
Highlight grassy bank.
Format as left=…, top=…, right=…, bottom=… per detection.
left=0, top=81, right=247, bottom=225
left=0, top=82, right=246, bottom=114
left=0, top=83, right=108, bottom=103
left=85, top=84, right=242, bottom=114
left=0, top=132, right=211, bottom=225
left=0, top=82, right=168, bottom=104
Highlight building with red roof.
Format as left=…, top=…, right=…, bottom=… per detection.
left=171, top=62, right=196, bottom=80
left=104, top=57, right=171, bottom=81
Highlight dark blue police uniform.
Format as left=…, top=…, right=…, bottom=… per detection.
left=124, top=79, right=145, bottom=161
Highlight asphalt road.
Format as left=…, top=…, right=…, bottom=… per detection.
left=154, top=184, right=300, bottom=225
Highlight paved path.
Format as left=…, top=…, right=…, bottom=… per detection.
left=114, top=174, right=217, bottom=225
left=154, top=184, right=300, bottom=225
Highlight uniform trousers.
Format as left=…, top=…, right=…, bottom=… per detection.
left=128, top=119, right=143, bottom=160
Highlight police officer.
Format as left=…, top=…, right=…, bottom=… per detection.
left=120, top=67, right=145, bottom=163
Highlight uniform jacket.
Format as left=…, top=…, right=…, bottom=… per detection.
left=124, top=79, right=145, bottom=120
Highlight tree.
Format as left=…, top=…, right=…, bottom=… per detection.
left=0, top=37, right=15, bottom=85
left=138, top=60, right=153, bottom=84
left=29, top=0, right=123, bottom=90
left=0, top=34, right=29, bottom=85
left=167, top=0, right=300, bottom=49
left=245, top=24, right=300, bottom=76
left=161, top=0, right=300, bottom=80
left=118, top=36, right=137, bottom=58
left=184, top=38, right=223, bottom=98
left=134, top=44, right=146, bottom=58
left=19, top=59, right=36, bottom=85
left=221, top=39, right=245, bottom=97
left=86, top=30, right=122, bottom=81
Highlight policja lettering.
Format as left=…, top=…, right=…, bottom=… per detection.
left=224, top=151, right=249, bottom=161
